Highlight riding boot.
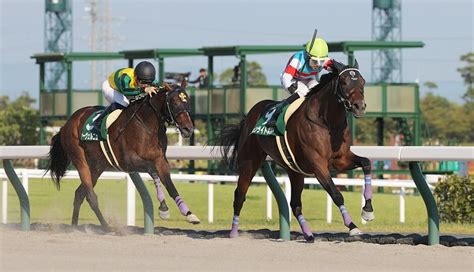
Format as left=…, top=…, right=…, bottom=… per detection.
left=266, top=93, right=300, bottom=127
left=93, top=102, right=124, bottom=130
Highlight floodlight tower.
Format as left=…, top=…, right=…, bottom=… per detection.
left=372, top=0, right=401, bottom=83
left=44, top=0, right=72, bottom=89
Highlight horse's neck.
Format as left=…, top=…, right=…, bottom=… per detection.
left=308, top=83, right=347, bottom=129
left=126, top=96, right=166, bottom=133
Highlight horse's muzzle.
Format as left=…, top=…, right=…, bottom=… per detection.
left=180, top=126, right=194, bottom=138
left=351, top=100, right=366, bottom=118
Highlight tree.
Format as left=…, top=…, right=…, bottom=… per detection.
left=219, top=61, right=267, bottom=85
left=0, top=93, right=40, bottom=145
left=457, top=52, right=474, bottom=103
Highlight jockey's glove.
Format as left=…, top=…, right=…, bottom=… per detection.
left=288, top=83, right=298, bottom=94
left=144, top=86, right=159, bottom=97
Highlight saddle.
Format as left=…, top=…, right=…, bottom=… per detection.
left=251, top=97, right=305, bottom=136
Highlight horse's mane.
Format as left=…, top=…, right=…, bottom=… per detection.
left=307, top=72, right=338, bottom=96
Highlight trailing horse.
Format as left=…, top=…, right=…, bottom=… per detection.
left=47, top=81, right=200, bottom=230
left=214, top=61, right=374, bottom=241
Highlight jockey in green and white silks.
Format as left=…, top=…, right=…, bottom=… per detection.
left=266, top=37, right=334, bottom=127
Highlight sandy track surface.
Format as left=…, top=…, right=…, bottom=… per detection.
left=1, top=224, right=473, bottom=271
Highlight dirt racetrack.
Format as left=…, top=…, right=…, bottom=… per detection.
left=1, top=223, right=473, bottom=271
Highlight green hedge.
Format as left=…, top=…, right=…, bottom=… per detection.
left=434, top=175, right=473, bottom=224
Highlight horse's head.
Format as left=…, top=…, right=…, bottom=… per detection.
left=161, top=80, right=194, bottom=138
left=332, top=60, right=366, bottom=118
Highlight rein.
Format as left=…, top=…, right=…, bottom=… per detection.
left=304, top=68, right=361, bottom=128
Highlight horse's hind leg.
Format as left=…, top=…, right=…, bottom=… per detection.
left=287, top=170, right=314, bottom=242
left=230, top=149, right=266, bottom=238
left=149, top=172, right=170, bottom=220
left=72, top=183, right=86, bottom=226
left=75, top=163, right=110, bottom=230
left=334, top=153, right=374, bottom=221
left=153, top=162, right=200, bottom=224
left=314, top=166, right=361, bottom=236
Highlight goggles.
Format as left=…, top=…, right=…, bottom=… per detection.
left=309, top=57, right=328, bottom=67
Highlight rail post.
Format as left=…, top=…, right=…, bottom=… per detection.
left=409, top=162, right=439, bottom=245
left=261, top=162, right=290, bottom=241
left=2, top=159, right=30, bottom=230
left=128, top=172, right=154, bottom=234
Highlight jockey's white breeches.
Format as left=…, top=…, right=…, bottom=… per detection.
left=102, top=80, right=130, bottom=107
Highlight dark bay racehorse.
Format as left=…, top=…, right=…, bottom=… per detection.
left=47, top=81, right=200, bottom=230
left=215, top=61, right=374, bottom=241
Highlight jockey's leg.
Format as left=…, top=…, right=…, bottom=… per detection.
left=93, top=102, right=125, bottom=130
left=95, top=80, right=128, bottom=130
left=266, top=92, right=300, bottom=127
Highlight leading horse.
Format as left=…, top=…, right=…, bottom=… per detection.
left=47, top=81, right=200, bottom=230
left=215, top=60, right=374, bottom=241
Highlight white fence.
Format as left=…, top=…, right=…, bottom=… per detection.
left=1, top=168, right=440, bottom=226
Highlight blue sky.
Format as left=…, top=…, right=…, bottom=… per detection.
left=1, top=0, right=472, bottom=106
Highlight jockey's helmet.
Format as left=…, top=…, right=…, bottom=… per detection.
left=135, top=61, right=156, bottom=84
left=305, top=38, right=329, bottom=61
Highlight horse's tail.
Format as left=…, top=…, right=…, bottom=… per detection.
left=213, top=118, right=246, bottom=172
left=46, top=130, right=70, bottom=190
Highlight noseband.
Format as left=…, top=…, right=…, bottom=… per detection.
left=334, top=68, right=361, bottom=111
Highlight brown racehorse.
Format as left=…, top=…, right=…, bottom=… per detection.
left=46, top=81, right=200, bottom=230
left=215, top=60, right=373, bottom=242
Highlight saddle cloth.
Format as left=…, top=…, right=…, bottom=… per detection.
left=251, top=97, right=305, bottom=136
left=80, top=109, right=124, bottom=171
left=80, top=109, right=123, bottom=141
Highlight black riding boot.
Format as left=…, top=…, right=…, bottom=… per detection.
left=266, top=93, right=300, bottom=127
left=93, top=102, right=124, bottom=130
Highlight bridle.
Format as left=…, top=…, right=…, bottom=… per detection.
left=334, top=68, right=362, bottom=112
left=148, top=86, right=191, bottom=129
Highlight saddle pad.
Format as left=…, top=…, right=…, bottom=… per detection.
left=80, top=109, right=123, bottom=141
left=80, top=110, right=105, bottom=141
left=251, top=97, right=305, bottom=136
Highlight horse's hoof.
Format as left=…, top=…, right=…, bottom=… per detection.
left=304, top=235, right=315, bottom=243
left=186, top=214, right=200, bottom=224
left=349, top=228, right=362, bottom=236
left=361, top=210, right=375, bottom=221
left=159, top=209, right=170, bottom=220
left=229, top=230, right=239, bottom=238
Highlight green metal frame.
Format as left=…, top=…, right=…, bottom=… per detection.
left=3, top=160, right=30, bottom=231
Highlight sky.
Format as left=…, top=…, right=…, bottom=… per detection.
left=0, top=0, right=473, bottom=107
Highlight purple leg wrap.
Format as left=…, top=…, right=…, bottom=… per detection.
left=154, top=180, right=165, bottom=203
left=297, top=215, right=313, bottom=238
left=174, top=196, right=190, bottom=216
left=229, top=215, right=239, bottom=238
left=339, top=205, right=353, bottom=227
left=363, top=174, right=372, bottom=200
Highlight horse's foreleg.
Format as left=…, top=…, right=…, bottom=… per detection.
left=149, top=172, right=170, bottom=220
left=334, top=154, right=374, bottom=221
left=315, top=167, right=361, bottom=236
left=154, top=161, right=200, bottom=224
left=288, top=171, right=314, bottom=242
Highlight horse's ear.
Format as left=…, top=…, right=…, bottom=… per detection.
left=181, top=79, right=187, bottom=89
left=332, top=60, right=345, bottom=73
left=354, top=59, right=359, bottom=69
left=163, top=82, right=172, bottom=92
